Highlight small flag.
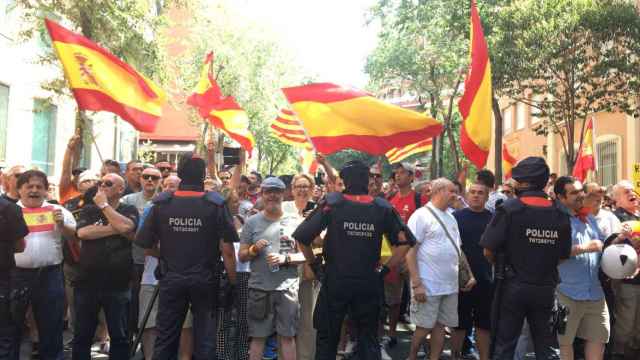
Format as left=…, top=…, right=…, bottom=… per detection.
left=22, top=206, right=55, bottom=233
left=45, top=19, right=166, bottom=132
left=459, top=0, right=493, bottom=169
left=188, top=52, right=254, bottom=153
left=386, top=138, right=433, bottom=164
left=282, top=83, right=442, bottom=155
left=502, top=144, right=517, bottom=179
left=572, top=117, right=596, bottom=182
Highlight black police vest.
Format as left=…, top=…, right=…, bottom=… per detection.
left=152, top=191, right=226, bottom=275
left=502, top=197, right=571, bottom=286
left=0, top=201, right=16, bottom=271
left=322, top=194, right=389, bottom=280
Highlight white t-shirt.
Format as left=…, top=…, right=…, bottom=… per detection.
left=15, top=201, right=76, bottom=268
left=141, top=255, right=159, bottom=286
left=407, top=202, right=460, bottom=296
left=595, top=208, right=621, bottom=238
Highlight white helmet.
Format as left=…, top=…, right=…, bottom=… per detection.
left=601, top=244, right=638, bottom=279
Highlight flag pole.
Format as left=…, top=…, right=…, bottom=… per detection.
left=79, top=111, right=104, bottom=163
left=287, top=107, right=318, bottom=155
left=591, top=115, right=598, bottom=181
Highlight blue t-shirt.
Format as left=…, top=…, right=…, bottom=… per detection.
left=454, top=207, right=493, bottom=284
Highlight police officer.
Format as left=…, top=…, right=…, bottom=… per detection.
left=136, top=153, right=238, bottom=360
left=0, top=197, right=29, bottom=359
left=293, top=160, right=416, bottom=360
left=480, top=157, right=572, bottom=360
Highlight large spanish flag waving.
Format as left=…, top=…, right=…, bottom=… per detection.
left=282, top=83, right=442, bottom=155
left=502, top=143, right=517, bottom=179
left=386, top=138, right=433, bottom=164
left=188, top=52, right=254, bottom=153
left=572, top=117, right=596, bottom=182
left=459, top=1, right=492, bottom=169
left=45, top=19, right=166, bottom=132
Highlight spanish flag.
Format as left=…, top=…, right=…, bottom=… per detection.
left=270, top=109, right=311, bottom=148
left=22, top=206, right=55, bottom=233
left=572, top=117, right=596, bottom=182
left=282, top=83, right=442, bottom=155
left=188, top=53, right=255, bottom=153
left=459, top=1, right=492, bottom=169
left=502, top=143, right=517, bottom=179
left=45, top=19, right=166, bottom=132
left=386, top=138, right=433, bottom=164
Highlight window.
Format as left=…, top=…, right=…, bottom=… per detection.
left=516, top=102, right=526, bottom=130
left=503, top=106, right=513, bottom=134
left=596, top=138, right=618, bottom=186
left=31, top=100, right=57, bottom=174
left=0, top=83, right=8, bottom=162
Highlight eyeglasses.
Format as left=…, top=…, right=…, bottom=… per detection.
left=97, top=180, right=114, bottom=188
left=220, top=177, right=230, bottom=181
left=142, top=174, right=161, bottom=181
left=369, top=173, right=382, bottom=179
left=294, top=185, right=311, bottom=190
left=157, top=167, right=171, bottom=172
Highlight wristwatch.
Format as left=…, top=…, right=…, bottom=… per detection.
left=97, top=202, right=109, bottom=210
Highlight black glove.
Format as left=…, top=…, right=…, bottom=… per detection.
left=377, top=264, right=390, bottom=281
left=310, top=255, right=325, bottom=282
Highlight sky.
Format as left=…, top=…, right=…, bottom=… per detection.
left=240, top=0, right=380, bottom=88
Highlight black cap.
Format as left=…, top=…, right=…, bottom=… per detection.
left=511, top=156, right=550, bottom=190
left=339, top=160, right=369, bottom=195
left=177, top=152, right=206, bottom=189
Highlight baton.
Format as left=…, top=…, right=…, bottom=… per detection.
left=130, top=285, right=160, bottom=358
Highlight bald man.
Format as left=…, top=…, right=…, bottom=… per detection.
left=1, top=165, right=26, bottom=203
left=74, top=173, right=140, bottom=359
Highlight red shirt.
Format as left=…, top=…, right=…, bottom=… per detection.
left=389, top=190, right=427, bottom=224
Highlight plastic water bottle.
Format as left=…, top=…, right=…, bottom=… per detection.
left=266, top=243, right=279, bottom=272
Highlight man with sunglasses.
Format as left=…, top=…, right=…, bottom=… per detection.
left=74, top=173, right=139, bottom=359
left=155, top=161, right=173, bottom=180
left=122, top=167, right=162, bottom=344
left=1, top=165, right=26, bottom=203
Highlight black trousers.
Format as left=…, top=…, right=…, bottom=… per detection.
left=314, top=276, right=381, bottom=360
left=153, top=272, right=217, bottom=360
left=492, top=280, right=559, bottom=360
left=0, top=271, right=17, bottom=360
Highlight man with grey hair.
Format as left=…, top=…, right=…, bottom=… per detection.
left=609, top=180, right=640, bottom=360
left=406, top=178, right=476, bottom=360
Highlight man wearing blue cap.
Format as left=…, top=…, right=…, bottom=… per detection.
left=480, top=157, right=573, bottom=360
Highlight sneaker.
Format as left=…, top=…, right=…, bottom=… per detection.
left=380, top=344, right=392, bottom=360
left=98, top=341, right=110, bottom=355
left=344, top=340, right=356, bottom=356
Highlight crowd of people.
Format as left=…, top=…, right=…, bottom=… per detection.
left=0, top=131, right=639, bottom=360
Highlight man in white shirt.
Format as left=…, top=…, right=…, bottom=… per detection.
left=406, top=177, right=475, bottom=360
left=13, top=170, right=76, bottom=359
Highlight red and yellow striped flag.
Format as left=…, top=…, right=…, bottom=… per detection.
left=45, top=19, right=166, bottom=132
left=188, top=53, right=255, bottom=153
left=22, top=206, right=55, bottom=233
left=270, top=109, right=311, bottom=148
left=282, top=83, right=442, bottom=155
left=572, top=117, right=596, bottom=182
left=459, top=1, right=493, bottom=169
left=385, top=138, right=433, bottom=164
left=502, top=144, right=517, bottom=179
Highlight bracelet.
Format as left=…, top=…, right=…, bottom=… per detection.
left=248, top=245, right=258, bottom=256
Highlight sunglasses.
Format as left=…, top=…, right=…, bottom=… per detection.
left=142, top=174, right=161, bottom=181
left=220, top=177, right=230, bottom=181
left=97, top=180, right=114, bottom=188
left=369, top=174, right=382, bottom=179
left=157, top=167, right=171, bottom=172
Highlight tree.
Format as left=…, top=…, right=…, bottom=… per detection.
left=491, top=0, right=640, bottom=172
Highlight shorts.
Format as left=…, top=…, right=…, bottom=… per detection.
left=139, top=284, right=193, bottom=329
left=247, top=286, right=299, bottom=338
left=557, top=292, right=610, bottom=345
left=456, top=282, right=493, bottom=330
left=410, top=292, right=458, bottom=329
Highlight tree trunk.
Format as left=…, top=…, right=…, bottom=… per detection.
left=492, top=96, right=503, bottom=184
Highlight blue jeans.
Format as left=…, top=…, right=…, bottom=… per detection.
left=9, top=265, right=65, bottom=360
left=72, top=286, right=131, bottom=360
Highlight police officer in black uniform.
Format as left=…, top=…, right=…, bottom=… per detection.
left=293, top=160, right=416, bottom=360
left=480, top=157, right=572, bottom=360
left=136, top=153, right=238, bottom=360
left=0, top=197, right=29, bottom=359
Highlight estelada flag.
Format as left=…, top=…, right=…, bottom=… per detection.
left=502, top=143, right=517, bottom=179
left=45, top=19, right=166, bottom=132
left=459, top=0, right=493, bottom=169
left=386, top=138, right=433, bottom=164
left=270, top=109, right=312, bottom=148
left=188, top=52, right=254, bottom=153
left=22, top=206, right=55, bottom=233
left=572, top=117, right=596, bottom=182
left=281, top=83, right=442, bottom=155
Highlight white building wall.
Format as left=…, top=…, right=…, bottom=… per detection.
left=0, top=3, right=136, bottom=180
